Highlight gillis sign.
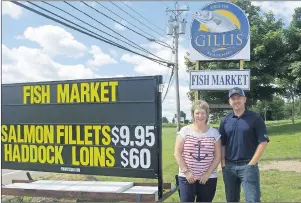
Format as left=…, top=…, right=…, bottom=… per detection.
left=189, top=1, right=250, bottom=61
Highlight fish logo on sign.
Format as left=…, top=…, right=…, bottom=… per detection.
left=190, top=1, right=250, bottom=59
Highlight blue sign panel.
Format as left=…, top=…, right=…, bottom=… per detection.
left=190, top=1, right=250, bottom=59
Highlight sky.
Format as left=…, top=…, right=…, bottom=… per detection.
left=2, top=1, right=301, bottom=122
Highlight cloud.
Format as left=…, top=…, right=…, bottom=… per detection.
left=2, top=2, right=23, bottom=19
left=120, top=38, right=189, bottom=81
left=121, top=53, right=172, bottom=77
left=123, top=1, right=132, bottom=6
left=15, top=35, right=25, bottom=40
left=2, top=45, right=99, bottom=84
left=87, top=45, right=117, bottom=67
left=114, top=20, right=127, bottom=31
left=162, top=84, right=192, bottom=122
left=252, top=1, right=300, bottom=24
left=101, top=75, right=126, bottom=78
left=23, top=25, right=87, bottom=58
left=87, top=2, right=97, bottom=7
left=121, top=54, right=143, bottom=65
left=120, top=37, right=192, bottom=122
left=109, top=49, right=118, bottom=58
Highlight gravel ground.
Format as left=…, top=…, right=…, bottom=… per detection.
left=260, top=160, right=301, bottom=173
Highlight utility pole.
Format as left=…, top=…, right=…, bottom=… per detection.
left=166, top=2, right=189, bottom=132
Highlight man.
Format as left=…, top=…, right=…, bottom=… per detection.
left=219, top=87, right=269, bottom=202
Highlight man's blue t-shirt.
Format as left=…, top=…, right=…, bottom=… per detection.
left=219, top=110, right=269, bottom=161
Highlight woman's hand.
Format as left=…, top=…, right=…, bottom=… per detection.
left=184, top=170, right=196, bottom=184
left=199, top=172, right=210, bottom=184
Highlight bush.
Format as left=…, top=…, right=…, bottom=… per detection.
left=162, top=123, right=185, bottom=128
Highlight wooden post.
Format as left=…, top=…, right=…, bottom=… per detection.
left=240, top=60, right=245, bottom=70
left=194, top=61, right=200, bottom=101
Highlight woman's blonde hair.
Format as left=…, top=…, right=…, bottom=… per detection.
left=191, top=100, right=210, bottom=122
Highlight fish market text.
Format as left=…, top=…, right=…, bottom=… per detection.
left=191, top=74, right=249, bottom=86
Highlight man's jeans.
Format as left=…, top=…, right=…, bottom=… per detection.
left=222, top=160, right=261, bottom=202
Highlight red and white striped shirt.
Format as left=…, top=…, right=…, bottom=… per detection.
left=178, top=125, right=221, bottom=179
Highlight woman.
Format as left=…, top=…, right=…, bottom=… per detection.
left=174, top=100, right=222, bottom=202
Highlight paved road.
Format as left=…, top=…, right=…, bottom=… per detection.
left=2, top=169, right=49, bottom=186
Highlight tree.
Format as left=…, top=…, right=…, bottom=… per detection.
left=292, top=7, right=301, bottom=29
left=250, top=96, right=286, bottom=121
left=162, top=117, right=169, bottom=123
left=250, top=100, right=271, bottom=121
left=269, top=97, right=286, bottom=120
left=277, top=7, right=301, bottom=124
left=181, top=111, right=186, bottom=121
left=295, top=98, right=301, bottom=118
left=276, top=79, right=299, bottom=124
left=175, top=111, right=187, bottom=123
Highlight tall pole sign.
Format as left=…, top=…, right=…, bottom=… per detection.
left=189, top=1, right=251, bottom=99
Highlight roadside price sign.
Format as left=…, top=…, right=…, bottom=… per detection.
left=1, top=76, right=163, bottom=179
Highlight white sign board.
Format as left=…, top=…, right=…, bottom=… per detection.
left=189, top=40, right=250, bottom=61
left=189, top=1, right=250, bottom=61
left=189, top=70, right=250, bottom=90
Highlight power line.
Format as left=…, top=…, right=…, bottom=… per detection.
left=27, top=2, right=118, bottom=45
left=162, top=68, right=175, bottom=102
left=162, top=63, right=191, bottom=104
left=28, top=2, right=133, bottom=53
left=163, top=57, right=173, bottom=85
left=120, top=1, right=166, bottom=34
left=110, top=1, right=167, bottom=39
left=163, top=38, right=174, bottom=85
left=159, top=0, right=169, bottom=8
left=40, top=1, right=161, bottom=60
left=162, top=37, right=175, bottom=103
left=64, top=1, right=171, bottom=63
left=95, top=2, right=159, bottom=43
left=81, top=2, right=171, bottom=50
left=162, top=71, right=173, bottom=102
left=163, top=67, right=172, bottom=85
left=12, top=1, right=174, bottom=68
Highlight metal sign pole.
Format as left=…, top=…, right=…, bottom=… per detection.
left=156, top=76, right=163, bottom=200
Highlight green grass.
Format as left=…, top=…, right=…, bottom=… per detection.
left=15, top=170, right=301, bottom=202
left=262, top=119, right=301, bottom=161
left=165, top=120, right=301, bottom=161
left=162, top=121, right=301, bottom=202
left=161, top=122, right=301, bottom=202
left=164, top=170, right=301, bottom=202
left=265, top=119, right=301, bottom=127
left=15, top=119, right=301, bottom=202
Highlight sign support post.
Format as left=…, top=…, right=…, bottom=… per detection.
left=156, top=76, right=163, bottom=199
left=240, top=60, right=245, bottom=70
left=194, top=61, right=200, bottom=101
left=188, top=1, right=251, bottom=106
